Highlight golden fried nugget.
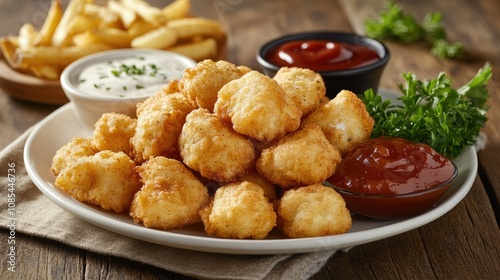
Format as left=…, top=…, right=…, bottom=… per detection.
left=51, top=136, right=96, bottom=176
left=178, top=59, right=243, bottom=112
left=179, top=108, right=256, bottom=183
left=256, top=124, right=341, bottom=188
left=214, top=70, right=302, bottom=143
left=237, top=65, right=252, bottom=74
left=130, top=157, right=209, bottom=230
left=92, top=113, right=137, bottom=155
left=135, top=79, right=180, bottom=116
left=273, top=67, right=326, bottom=116
left=131, top=92, right=195, bottom=163
left=301, top=90, right=374, bottom=156
left=238, top=172, right=277, bottom=201
left=199, top=181, right=277, bottom=239
left=54, top=151, right=141, bottom=213
left=278, top=184, right=351, bottom=238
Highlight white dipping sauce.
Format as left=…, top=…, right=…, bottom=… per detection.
left=77, top=54, right=187, bottom=98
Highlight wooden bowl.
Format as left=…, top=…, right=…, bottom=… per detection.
left=0, top=59, right=68, bottom=105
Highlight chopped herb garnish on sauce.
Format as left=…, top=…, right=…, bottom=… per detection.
left=76, top=54, right=185, bottom=99
left=110, top=63, right=159, bottom=77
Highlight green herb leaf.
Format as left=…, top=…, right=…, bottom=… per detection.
left=360, top=63, right=492, bottom=158
left=364, top=1, right=463, bottom=59
left=110, top=63, right=159, bottom=77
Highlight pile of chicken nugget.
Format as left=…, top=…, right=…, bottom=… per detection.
left=51, top=59, right=375, bottom=239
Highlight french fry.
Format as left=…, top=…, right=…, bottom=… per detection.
left=67, top=15, right=101, bottom=36
left=18, top=23, right=38, bottom=50
left=162, top=0, right=190, bottom=20
left=85, top=3, right=123, bottom=29
left=127, top=19, right=157, bottom=37
left=0, top=0, right=227, bottom=80
left=74, top=28, right=133, bottom=48
left=34, top=0, right=63, bottom=46
left=29, top=64, right=60, bottom=80
left=121, top=0, right=166, bottom=26
left=167, top=37, right=217, bottom=61
left=167, top=18, right=226, bottom=41
left=15, top=43, right=112, bottom=67
left=131, top=26, right=177, bottom=49
left=0, top=37, right=29, bottom=71
left=107, top=0, right=137, bottom=28
left=51, top=0, right=87, bottom=47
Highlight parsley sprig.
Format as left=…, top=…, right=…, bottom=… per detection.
left=364, top=2, right=464, bottom=59
left=361, top=63, right=492, bottom=158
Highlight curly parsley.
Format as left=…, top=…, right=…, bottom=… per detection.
left=364, top=1, right=464, bottom=59
left=361, top=63, right=492, bottom=158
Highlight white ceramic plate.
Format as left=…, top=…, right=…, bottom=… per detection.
left=24, top=89, right=477, bottom=255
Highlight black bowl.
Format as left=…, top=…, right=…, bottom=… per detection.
left=257, top=31, right=390, bottom=99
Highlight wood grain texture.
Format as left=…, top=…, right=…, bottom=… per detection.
left=1, top=0, right=499, bottom=279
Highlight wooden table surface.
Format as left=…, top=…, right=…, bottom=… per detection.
left=1, top=0, right=499, bottom=279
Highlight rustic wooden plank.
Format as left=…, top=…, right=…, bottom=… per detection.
left=217, top=0, right=353, bottom=69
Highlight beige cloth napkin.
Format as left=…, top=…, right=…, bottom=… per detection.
left=0, top=127, right=345, bottom=280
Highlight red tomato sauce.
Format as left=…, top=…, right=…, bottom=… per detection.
left=265, top=40, right=380, bottom=71
left=327, top=137, right=456, bottom=195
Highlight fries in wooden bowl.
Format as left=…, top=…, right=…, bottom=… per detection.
left=0, top=0, right=227, bottom=81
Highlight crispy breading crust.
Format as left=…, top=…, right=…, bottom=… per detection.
left=278, top=184, right=352, bottom=238
left=256, top=124, right=341, bottom=188
left=130, top=156, right=209, bottom=230
left=199, top=181, right=277, bottom=239
left=54, top=151, right=141, bottom=213
left=301, top=90, right=374, bottom=156
left=92, top=112, right=137, bottom=155
left=51, top=136, right=96, bottom=176
left=179, top=108, right=256, bottom=183
left=214, top=70, right=302, bottom=143
left=131, top=92, right=194, bottom=163
left=135, top=79, right=181, bottom=116
left=273, top=67, right=326, bottom=116
left=178, top=59, right=243, bottom=112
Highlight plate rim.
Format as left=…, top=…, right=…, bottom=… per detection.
left=23, top=89, right=478, bottom=255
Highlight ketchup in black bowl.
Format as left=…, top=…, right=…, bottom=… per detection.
left=257, top=32, right=390, bottom=99
left=265, top=40, right=381, bottom=72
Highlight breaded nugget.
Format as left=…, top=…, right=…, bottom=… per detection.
left=256, top=124, right=341, bottom=188
left=301, top=90, right=374, bottom=156
left=214, top=70, right=302, bottom=143
left=278, top=184, right=351, bottom=238
left=51, top=136, right=96, bottom=176
left=131, top=92, right=195, bottom=163
left=178, top=59, right=243, bottom=112
left=273, top=67, right=326, bottom=116
left=199, top=181, right=277, bottom=239
left=54, top=151, right=141, bottom=213
left=136, top=79, right=180, bottom=116
left=237, top=65, right=253, bottom=74
left=179, top=108, right=256, bottom=183
left=130, top=157, right=209, bottom=230
left=92, top=113, right=137, bottom=155
left=238, top=172, right=277, bottom=202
